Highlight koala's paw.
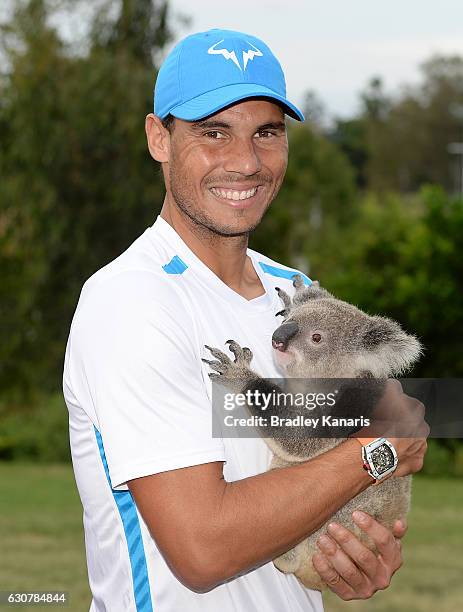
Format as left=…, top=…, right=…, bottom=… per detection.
left=202, top=340, right=255, bottom=391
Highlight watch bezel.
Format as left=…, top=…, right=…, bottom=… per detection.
left=362, top=437, right=398, bottom=480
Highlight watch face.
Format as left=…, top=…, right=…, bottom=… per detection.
left=370, top=443, right=395, bottom=475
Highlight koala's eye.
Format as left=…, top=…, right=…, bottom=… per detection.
left=311, top=333, right=322, bottom=343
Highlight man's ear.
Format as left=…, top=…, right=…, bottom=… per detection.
left=145, top=113, right=171, bottom=163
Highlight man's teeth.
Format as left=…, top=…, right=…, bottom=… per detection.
left=210, top=187, right=258, bottom=201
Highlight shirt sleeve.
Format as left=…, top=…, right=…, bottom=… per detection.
left=70, top=270, right=225, bottom=490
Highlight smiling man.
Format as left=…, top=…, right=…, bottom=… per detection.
left=163, top=105, right=287, bottom=237
left=63, top=29, right=427, bottom=612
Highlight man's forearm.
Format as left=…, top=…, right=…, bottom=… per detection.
left=189, top=439, right=372, bottom=589
left=130, top=386, right=427, bottom=594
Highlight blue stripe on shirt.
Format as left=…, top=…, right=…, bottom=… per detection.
left=258, top=262, right=312, bottom=285
left=94, top=426, right=153, bottom=612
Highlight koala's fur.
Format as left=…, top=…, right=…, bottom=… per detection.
left=203, top=274, right=423, bottom=591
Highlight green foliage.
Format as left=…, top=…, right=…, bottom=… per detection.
left=0, top=2, right=462, bottom=466
left=0, top=0, right=171, bottom=399
left=368, top=58, right=463, bottom=193
left=331, top=57, right=463, bottom=193
left=331, top=117, right=368, bottom=188
left=0, top=393, right=71, bottom=462
left=250, top=122, right=357, bottom=267
left=306, top=185, right=463, bottom=377
left=420, top=439, right=462, bottom=477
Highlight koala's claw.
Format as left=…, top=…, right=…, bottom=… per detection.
left=225, top=339, right=242, bottom=361
left=228, top=342, right=253, bottom=365
left=203, top=341, right=255, bottom=390
left=201, top=358, right=228, bottom=374
left=242, top=347, right=253, bottom=363
left=204, top=344, right=232, bottom=363
left=208, top=372, right=223, bottom=381
left=225, top=339, right=253, bottom=366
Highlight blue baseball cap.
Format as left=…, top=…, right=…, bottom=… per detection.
left=154, top=28, right=304, bottom=122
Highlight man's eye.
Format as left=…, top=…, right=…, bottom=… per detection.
left=255, top=130, right=274, bottom=138
left=205, top=131, right=225, bottom=139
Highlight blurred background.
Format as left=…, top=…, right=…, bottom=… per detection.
left=0, top=1, right=462, bottom=610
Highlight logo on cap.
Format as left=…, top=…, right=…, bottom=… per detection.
left=207, top=39, right=263, bottom=72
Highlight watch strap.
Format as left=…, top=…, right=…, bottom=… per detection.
left=361, top=452, right=380, bottom=485
left=356, top=437, right=378, bottom=446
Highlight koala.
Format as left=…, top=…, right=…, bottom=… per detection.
left=203, top=274, right=423, bottom=591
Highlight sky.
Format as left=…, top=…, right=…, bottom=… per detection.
left=2, top=0, right=462, bottom=121
left=165, top=0, right=463, bottom=119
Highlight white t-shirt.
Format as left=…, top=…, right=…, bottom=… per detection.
left=63, top=215, right=324, bottom=612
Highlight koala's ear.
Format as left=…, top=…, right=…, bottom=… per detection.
left=362, top=315, right=423, bottom=374
left=292, top=276, right=333, bottom=306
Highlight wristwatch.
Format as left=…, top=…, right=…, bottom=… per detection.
left=356, top=437, right=398, bottom=484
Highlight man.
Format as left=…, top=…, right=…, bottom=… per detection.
left=63, top=28, right=428, bottom=611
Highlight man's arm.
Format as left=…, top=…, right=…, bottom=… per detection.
left=129, top=438, right=371, bottom=592
left=129, top=425, right=427, bottom=594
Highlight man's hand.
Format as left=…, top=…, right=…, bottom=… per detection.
left=312, top=511, right=407, bottom=600
left=355, top=379, right=429, bottom=477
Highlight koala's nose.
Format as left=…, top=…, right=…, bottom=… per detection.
left=272, top=321, right=299, bottom=351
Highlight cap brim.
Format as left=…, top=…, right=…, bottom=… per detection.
left=169, top=83, right=304, bottom=122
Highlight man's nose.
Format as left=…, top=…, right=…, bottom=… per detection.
left=272, top=321, right=299, bottom=351
left=223, top=137, right=262, bottom=176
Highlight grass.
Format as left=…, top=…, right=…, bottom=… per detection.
left=0, top=464, right=462, bottom=611
left=0, top=463, right=90, bottom=611
left=324, top=476, right=463, bottom=611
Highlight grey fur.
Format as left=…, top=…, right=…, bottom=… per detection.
left=203, top=275, right=423, bottom=591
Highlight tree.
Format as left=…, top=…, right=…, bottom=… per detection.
left=250, top=122, right=357, bottom=276
left=330, top=58, right=463, bottom=193
left=366, top=58, right=463, bottom=192
left=0, top=0, right=173, bottom=400
left=329, top=77, right=390, bottom=190
left=315, top=186, right=463, bottom=377
left=301, top=89, right=327, bottom=133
